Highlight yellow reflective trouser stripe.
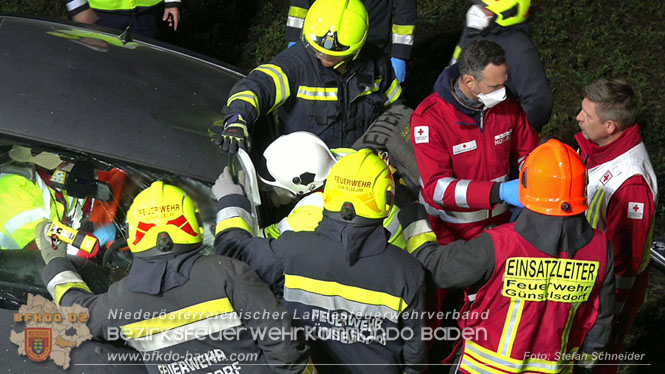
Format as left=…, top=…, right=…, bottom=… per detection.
left=384, top=78, right=402, bottom=106
left=392, top=24, right=415, bottom=35
left=284, top=274, right=408, bottom=313
left=586, top=189, right=605, bottom=229
left=54, top=283, right=92, bottom=305
left=498, top=299, right=524, bottom=357
left=453, top=45, right=462, bottom=60
left=216, top=217, right=252, bottom=236
left=87, top=0, right=161, bottom=11
left=120, top=298, right=235, bottom=339
left=463, top=340, right=572, bottom=374
left=253, top=64, right=290, bottom=113
left=227, top=90, right=260, bottom=115
left=288, top=6, right=308, bottom=18
left=560, top=303, right=581, bottom=354
left=296, top=86, right=338, bottom=101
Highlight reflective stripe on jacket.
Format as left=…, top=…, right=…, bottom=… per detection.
left=456, top=225, right=609, bottom=374
left=411, top=64, right=539, bottom=242
left=42, top=255, right=310, bottom=374
left=214, top=193, right=427, bottom=374
left=225, top=41, right=402, bottom=149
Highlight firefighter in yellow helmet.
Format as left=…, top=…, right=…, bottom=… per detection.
left=39, top=181, right=312, bottom=374
left=398, top=139, right=615, bottom=373
left=213, top=149, right=426, bottom=373
left=209, top=0, right=403, bottom=153
left=259, top=132, right=405, bottom=249
left=450, top=0, right=553, bottom=131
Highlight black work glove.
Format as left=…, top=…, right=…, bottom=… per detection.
left=209, top=114, right=250, bottom=154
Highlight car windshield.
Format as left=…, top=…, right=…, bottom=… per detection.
left=0, top=142, right=218, bottom=310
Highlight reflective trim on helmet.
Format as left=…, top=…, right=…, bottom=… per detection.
left=392, top=34, right=414, bottom=46
left=227, top=90, right=260, bottom=115
left=454, top=180, right=472, bottom=209
left=296, top=85, right=338, bottom=101
left=284, top=274, right=408, bottom=319
left=253, top=64, right=290, bottom=113
left=47, top=270, right=92, bottom=304
left=287, top=16, right=305, bottom=29
left=383, top=78, right=402, bottom=106
left=288, top=5, right=308, bottom=19
left=4, top=208, right=48, bottom=235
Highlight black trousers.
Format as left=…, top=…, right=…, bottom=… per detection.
left=95, top=5, right=161, bottom=39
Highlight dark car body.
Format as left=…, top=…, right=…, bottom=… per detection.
left=0, top=15, right=246, bottom=373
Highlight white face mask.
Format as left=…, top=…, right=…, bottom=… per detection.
left=466, top=5, right=493, bottom=30
left=477, top=87, right=507, bottom=109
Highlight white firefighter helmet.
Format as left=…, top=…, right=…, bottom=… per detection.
left=260, top=132, right=337, bottom=198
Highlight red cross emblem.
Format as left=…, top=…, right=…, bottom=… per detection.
left=600, top=170, right=612, bottom=185
left=632, top=204, right=640, bottom=212
left=417, top=128, right=424, bottom=136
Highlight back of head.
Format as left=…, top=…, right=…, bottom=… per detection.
left=127, top=181, right=203, bottom=257
left=473, top=0, right=531, bottom=27
left=583, top=78, right=638, bottom=130
left=323, top=149, right=394, bottom=224
left=302, top=0, right=369, bottom=59
left=457, top=39, right=506, bottom=80
left=519, top=139, right=587, bottom=216
left=261, top=132, right=337, bottom=198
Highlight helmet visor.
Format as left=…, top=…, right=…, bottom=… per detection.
left=308, top=30, right=351, bottom=53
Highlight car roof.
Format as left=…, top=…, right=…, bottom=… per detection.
left=0, top=16, right=244, bottom=182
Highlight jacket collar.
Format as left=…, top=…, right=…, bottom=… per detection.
left=575, top=124, right=642, bottom=169
left=126, top=248, right=203, bottom=295
left=514, top=209, right=594, bottom=257
left=434, top=63, right=481, bottom=119
left=315, top=216, right=388, bottom=265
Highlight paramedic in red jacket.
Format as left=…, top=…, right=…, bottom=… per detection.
left=411, top=39, right=539, bottom=245
left=575, top=78, right=658, bottom=374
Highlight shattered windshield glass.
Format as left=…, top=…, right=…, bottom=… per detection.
left=0, top=142, right=218, bottom=310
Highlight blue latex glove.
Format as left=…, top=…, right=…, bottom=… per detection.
left=499, top=179, right=524, bottom=208
left=93, top=223, right=117, bottom=247
left=288, top=41, right=296, bottom=48
left=391, top=57, right=406, bottom=83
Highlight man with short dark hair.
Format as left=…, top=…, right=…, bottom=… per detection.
left=451, top=0, right=553, bottom=131
left=575, top=78, right=658, bottom=374
left=411, top=39, right=539, bottom=245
